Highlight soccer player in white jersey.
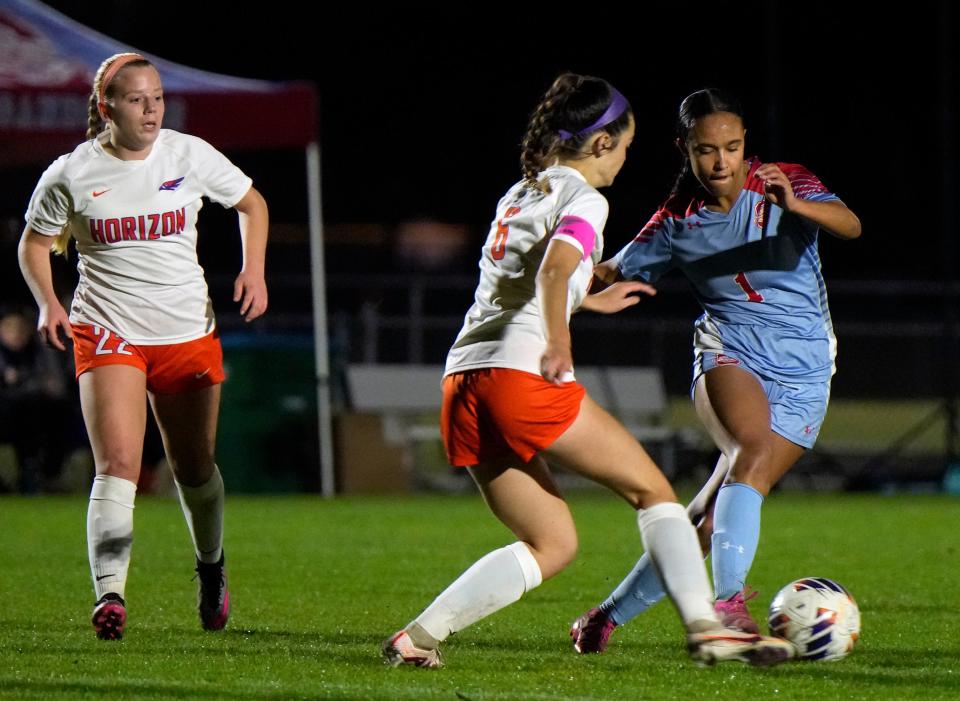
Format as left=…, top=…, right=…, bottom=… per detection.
left=570, top=88, right=862, bottom=654
left=382, top=74, right=794, bottom=669
left=18, top=53, right=269, bottom=640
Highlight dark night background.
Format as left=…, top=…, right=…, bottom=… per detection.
left=1, top=2, right=957, bottom=401
left=0, top=1, right=957, bottom=491
left=5, top=2, right=956, bottom=283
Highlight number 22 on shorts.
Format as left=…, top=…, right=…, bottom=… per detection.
left=93, top=325, right=133, bottom=356
left=491, top=206, right=521, bottom=261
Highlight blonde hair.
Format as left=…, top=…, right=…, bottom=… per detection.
left=53, top=53, right=153, bottom=256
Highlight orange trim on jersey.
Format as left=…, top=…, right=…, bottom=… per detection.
left=72, top=324, right=224, bottom=394
left=440, top=368, right=585, bottom=467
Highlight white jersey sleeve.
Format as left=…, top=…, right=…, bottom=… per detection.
left=25, top=155, right=73, bottom=236
left=550, top=188, right=608, bottom=260
left=178, top=135, right=252, bottom=208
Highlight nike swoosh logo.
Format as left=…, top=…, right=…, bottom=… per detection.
left=195, top=368, right=211, bottom=379
left=95, top=573, right=114, bottom=581
left=92, top=189, right=111, bottom=197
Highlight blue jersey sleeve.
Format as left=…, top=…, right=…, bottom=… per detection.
left=612, top=207, right=674, bottom=283
left=780, top=163, right=840, bottom=203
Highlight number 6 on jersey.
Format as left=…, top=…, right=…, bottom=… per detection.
left=491, top=206, right=521, bottom=261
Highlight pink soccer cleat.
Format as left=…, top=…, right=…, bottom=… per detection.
left=714, top=588, right=761, bottom=634
left=570, top=606, right=618, bottom=654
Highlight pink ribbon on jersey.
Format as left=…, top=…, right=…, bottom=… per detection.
left=554, top=215, right=596, bottom=261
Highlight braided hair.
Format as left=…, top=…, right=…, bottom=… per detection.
left=519, top=73, right=632, bottom=191
left=670, top=88, right=744, bottom=197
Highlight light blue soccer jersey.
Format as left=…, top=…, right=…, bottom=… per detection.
left=613, top=158, right=841, bottom=383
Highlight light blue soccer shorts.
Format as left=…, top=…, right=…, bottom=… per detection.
left=693, top=350, right=830, bottom=449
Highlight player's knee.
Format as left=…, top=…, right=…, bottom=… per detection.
left=728, top=466, right=775, bottom=496
left=625, top=474, right=677, bottom=511
left=95, top=452, right=141, bottom=481
left=730, top=440, right=773, bottom=479
left=530, top=530, right=578, bottom=580
left=166, top=449, right=215, bottom=483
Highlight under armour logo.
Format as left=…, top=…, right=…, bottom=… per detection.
left=720, top=540, right=745, bottom=554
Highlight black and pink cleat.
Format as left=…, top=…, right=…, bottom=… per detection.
left=195, top=553, right=230, bottom=631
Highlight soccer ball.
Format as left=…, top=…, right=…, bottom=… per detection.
left=767, top=577, right=860, bottom=661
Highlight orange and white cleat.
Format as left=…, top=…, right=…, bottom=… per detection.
left=382, top=630, right=444, bottom=668
left=688, top=628, right=795, bottom=667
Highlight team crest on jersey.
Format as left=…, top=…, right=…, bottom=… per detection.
left=159, top=177, right=185, bottom=191
left=716, top=354, right=741, bottom=366
left=754, top=199, right=766, bottom=229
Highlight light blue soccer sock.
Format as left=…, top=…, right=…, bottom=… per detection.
left=710, top=482, right=763, bottom=600
left=603, top=553, right=668, bottom=625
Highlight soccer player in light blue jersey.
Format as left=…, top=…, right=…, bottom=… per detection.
left=570, top=88, right=862, bottom=653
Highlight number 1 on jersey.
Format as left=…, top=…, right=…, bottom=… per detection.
left=734, top=272, right=764, bottom=302
left=492, top=206, right=521, bottom=261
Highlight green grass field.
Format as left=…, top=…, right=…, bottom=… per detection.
left=1, top=493, right=957, bottom=700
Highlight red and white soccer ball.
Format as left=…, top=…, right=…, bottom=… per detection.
left=767, top=577, right=861, bottom=661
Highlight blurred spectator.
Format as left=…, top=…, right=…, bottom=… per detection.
left=0, top=308, right=73, bottom=492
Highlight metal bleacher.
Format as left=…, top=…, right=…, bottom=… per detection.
left=345, top=364, right=680, bottom=487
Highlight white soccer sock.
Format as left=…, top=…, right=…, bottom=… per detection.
left=637, top=502, right=720, bottom=631
left=412, top=541, right=543, bottom=644
left=87, top=475, right=137, bottom=600
left=175, top=466, right=224, bottom=564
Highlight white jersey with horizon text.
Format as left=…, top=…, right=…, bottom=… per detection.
left=26, top=128, right=252, bottom=345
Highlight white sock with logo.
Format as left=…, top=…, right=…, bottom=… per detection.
left=87, top=475, right=137, bottom=600
left=411, top=542, right=543, bottom=645
left=175, top=465, right=225, bottom=564
left=637, top=502, right=720, bottom=631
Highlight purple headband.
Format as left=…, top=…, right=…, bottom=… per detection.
left=558, top=88, right=630, bottom=141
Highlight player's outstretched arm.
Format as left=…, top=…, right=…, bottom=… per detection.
left=790, top=199, right=862, bottom=240
left=232, top=186, right=269, bottom=321
left=17, top=226, right=72, bottom=351
left=593, top=258, right=622, bottom=284
left=580, top=281, right=656, bottom=314
left=756, top=164, right=861, bottom=240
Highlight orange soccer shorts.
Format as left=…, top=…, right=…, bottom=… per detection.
left=72, top=324, right=225, bottom=394
left=440, top=367, right=585, bottom=467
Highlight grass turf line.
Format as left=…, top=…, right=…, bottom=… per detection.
left=0, top=493, right=957, bottom=700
